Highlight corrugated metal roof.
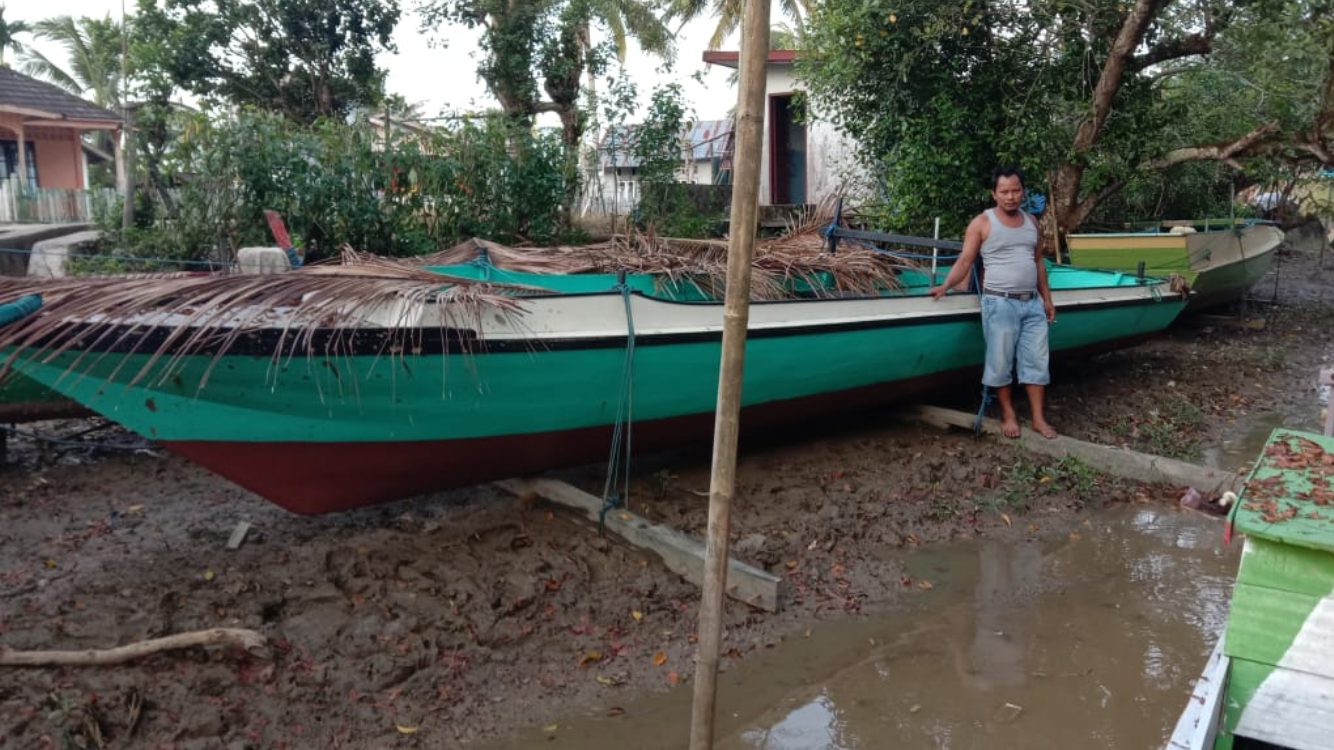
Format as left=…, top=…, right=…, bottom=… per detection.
left=599, top=119, right=733, bottom=170
left=0, top=67, right=121, bottom=123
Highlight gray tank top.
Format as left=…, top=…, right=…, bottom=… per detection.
left=980, top=209, right=1038, bottom=293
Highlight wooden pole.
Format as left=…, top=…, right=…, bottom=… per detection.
left=687, top=0, right=769, bottom=744
left=120, top=0, right=133, bottom=236
left=14, top=123, right=28, bottom=192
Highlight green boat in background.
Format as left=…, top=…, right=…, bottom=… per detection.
left=1066, top=223, right=1283, bottom=311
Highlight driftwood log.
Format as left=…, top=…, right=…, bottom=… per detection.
left=0, top=628, right=266, bottom=667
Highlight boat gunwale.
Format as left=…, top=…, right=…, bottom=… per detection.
left=9, top=287, right=1186, bottom=358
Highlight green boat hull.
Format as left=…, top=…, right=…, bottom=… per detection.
left=0, top=367, right=85, bottom=423
left=6, top=268, right=1185, bottom=513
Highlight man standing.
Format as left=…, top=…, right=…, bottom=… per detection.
left=930, top=167, right=1057, bottom=439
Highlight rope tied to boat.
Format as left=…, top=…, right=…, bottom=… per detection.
left=600, top=274, right=636, bottom=529
left=974, top=385, right=995, bottom=436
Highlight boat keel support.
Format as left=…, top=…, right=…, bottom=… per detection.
left=907, top=405, right=1241, bottom=496
left=494, top=478, right=783, bottom=613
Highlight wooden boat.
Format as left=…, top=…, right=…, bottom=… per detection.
left=0, top=254, right=1186, bottom=514
left=1166, top=428, right=1334, bottom=750
left=1066, top=223, right=1283, bottom=311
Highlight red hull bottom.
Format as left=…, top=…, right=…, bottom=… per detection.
left=162, top=334, right=1153, bottom=514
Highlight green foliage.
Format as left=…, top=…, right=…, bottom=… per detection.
left=17, top=15, right=124, bottom=105
left=634, top=84, right=687, bottom=229
left=420, top=0, right=671, bottom=125
left=801, top=0, right=1333, bottom=234
left=998, top=455, right=1101, bottom=509
left=135, top=0, right=400, bottom=123
left=627, top=84, right=722, bottom=238
left=0, top=5, right=30, bottom=66
left=1134, top=395, right=1207, bottom=460
left=103, top=109, right=575, bottom=263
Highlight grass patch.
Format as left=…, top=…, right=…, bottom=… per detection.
left=994, top=455, right=1103, bottom=511
left=1138, top=395, right=1207, bottom=459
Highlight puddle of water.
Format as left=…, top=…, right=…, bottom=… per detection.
left=1200, top=413, right=1288, bottom=472
left=497, top=507, right=1238, bottom=750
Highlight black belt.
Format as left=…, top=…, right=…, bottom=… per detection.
left=983, top=289, right=1037, bottom=301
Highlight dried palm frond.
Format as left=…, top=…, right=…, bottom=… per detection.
left=0, top=267, right=525, bottom=389
left=401, top=199, right=915, bottom=301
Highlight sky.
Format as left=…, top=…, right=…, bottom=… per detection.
left=10, top=0, right=742, bottom=124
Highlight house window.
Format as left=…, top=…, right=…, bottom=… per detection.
left=0, top=141, right=39, bottom=185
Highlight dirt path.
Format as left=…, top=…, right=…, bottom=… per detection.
left=1, top=239, right=1330, bottom=749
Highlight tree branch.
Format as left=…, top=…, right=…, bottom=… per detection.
left=1142, top=121, right=1280, bottom=171
left=1075, top=177, right=1129, bottom=227
left=1128, top=32, right=1214, bottom=71
left=1073, top=0, right=1163, bottom=152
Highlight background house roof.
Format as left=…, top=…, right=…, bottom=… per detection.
left=0, top=68, right=121, bottom=124
left=686, top=119, right=732, bottom=161
left=600, top=119, right=735, bottom=169
left=701, top=50, right=799, bottom=69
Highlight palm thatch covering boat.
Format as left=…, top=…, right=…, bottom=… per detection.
left=1066, top=222, right=1283, bottom=311
left=0, top=228, right=1188, bottom=514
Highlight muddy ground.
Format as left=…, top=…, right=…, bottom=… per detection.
left=1, top=239, right=1331, bottom=749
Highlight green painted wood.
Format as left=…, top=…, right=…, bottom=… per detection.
left=1066, top=245, right=1194, bottom=277
left=1234, top=535, right=1334, bottom=597
left=1233, top=430, right=1334, bottom=554
left=0, top=373, right=67, bottom=407
left=1225, top=581, right=1334, bottom=675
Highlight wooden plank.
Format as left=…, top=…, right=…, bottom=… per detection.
left=226, top=521, right=252, bottom=550
left=1165, top=634, right=1228, bottom=750
left=494, top=478, right=782, bottom=613
left=908, top=405, right=1241, bottom=495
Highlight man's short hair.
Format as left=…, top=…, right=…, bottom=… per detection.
left=989, top=166, right=1025, bottom=190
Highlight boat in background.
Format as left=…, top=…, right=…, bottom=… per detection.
left=1066, top=222, right=1283, bottom=311
left=0, top=256, right=1187, bottom=514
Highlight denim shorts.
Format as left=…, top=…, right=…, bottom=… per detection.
left=981, top=294, right=1050, bottom=387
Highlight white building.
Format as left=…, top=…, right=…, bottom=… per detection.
left=701, top=50, right=863, bottom=208
left=586, top=119, right=734, bottom=215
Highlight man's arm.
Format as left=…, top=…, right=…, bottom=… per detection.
left=1034, top=220, right=1055, bottom=322
left=930, top=216, right=985, bottom=299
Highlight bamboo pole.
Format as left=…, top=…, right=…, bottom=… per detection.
left=687, top=0, right=769, bottom=744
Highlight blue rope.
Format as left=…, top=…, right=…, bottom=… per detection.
left=974, top=385, right=995, bottom=435
left=600, top=278, right=636, bottom=528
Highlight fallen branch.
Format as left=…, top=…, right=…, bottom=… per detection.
left=0, top=628, right=266, bottom=667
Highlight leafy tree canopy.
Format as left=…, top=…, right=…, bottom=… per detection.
left=136, top=0, right=400, bottom=123
left=801, top=0, right=1334, bottom=237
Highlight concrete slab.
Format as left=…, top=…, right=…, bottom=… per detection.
left=28, top=230, right=102, bottom=278
left=0, top=223, right=95, bottom=276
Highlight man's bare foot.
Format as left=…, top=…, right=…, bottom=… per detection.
left=1001, top=416, right=1021, bottom=438
left=1032, top=420, right=1058, bottom=439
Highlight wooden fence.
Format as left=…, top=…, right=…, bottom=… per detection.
left=0, top=178, right=118, bottom=224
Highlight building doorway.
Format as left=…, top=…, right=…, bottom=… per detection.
left=769, top=94, right=806, bottom=205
